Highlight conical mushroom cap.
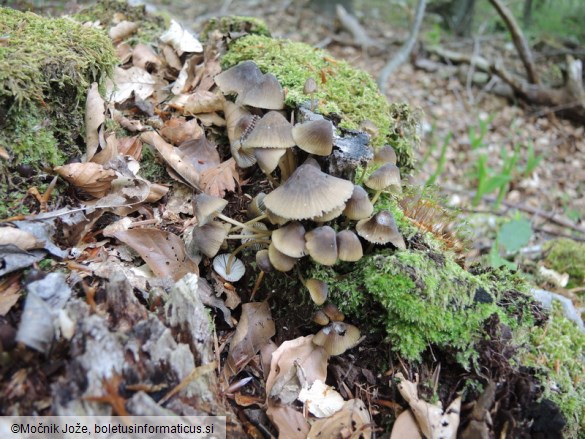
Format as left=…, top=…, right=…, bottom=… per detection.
left=312, top=310, right=330, bottom=326
left=292, top=119, right=334, bottom=156
left=264, top=164, right=354, bottom=220
left=194, top=192, right=228, bottom=226
left=214, top=60, right=284, bottom=110
left=268, top=242, right=297, bottom=272
left=305, top=226, right=337, bottom=266
left=256, top=249, right=273, bottom=273
left=191, top=220, right=229, bottom=257
left=213, top=253, right=245, bottom=282
left=255, top=147, right=287, bottom=174
left=336, top=230, right=363, bottom=262
left=242, top=111, right=295, bottom=149
left=247, top=192, right=267, bottom=219
left=312, top=322, right=360, bottom=356
left=266, top=208, right=289, bottom=225
left=312, top=204, right=345, bottom=223
left=343, top=185, right=374, bottom=220
left=356, top=210, right=406, bottom=249
left=323, top=303, right=344, bottom=322
left=373, top=145, right=396, bottom=165
left=365, top=163, right=401, bottom=191
left=272, top=221, right=306, bottom=258
left=306, top=278, right=328, bottom=305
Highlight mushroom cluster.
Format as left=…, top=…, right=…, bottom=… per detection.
left=186, top=60, right=407, bottom=352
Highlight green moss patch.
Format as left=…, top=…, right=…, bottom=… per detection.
left=221, top=34, right=416, bottom=172
left=543, top=238, right=585, bottom=288
left=519, top=302, right=585, bottom=438
left=200, top=16, right=271, bottom=41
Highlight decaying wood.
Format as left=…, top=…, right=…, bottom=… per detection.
left=378, top=0, right=427, bottom=92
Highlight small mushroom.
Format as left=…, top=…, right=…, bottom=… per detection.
left=336, top=230, right=363, bottom=262
left=373, top=145, right=397, bottom=165
left=242, top=111, right=295, bottom=150
left=306, top=279, right=328, bottom=305
left=305, top=226, right=337, bottom=266
left=268, top=242, right=297, bottom=272
left=190, top=220, right=229, bottom=257
left=214, top=60, right=284, bottom=110
left=365, top=163, right=401, bottom=203
left=247, top=192, right=267, bottom=219
left=291, top=119, right=334, bottom=156
left=312, top=204, right=345, bottom=223
left=213, top=253, right=245, bottom=282
left=356, top=210, right=406, bottom=249
left=194, top=192, right=228, bottom=226
left=312, top=321, right=360, bottom=356
left=240, top=222, right=270, bottom=249
left=255, top=147, right=287, bottom=175
left=256, top=249, right=273, bottom=273
left=312, top=310, right=330, bottom=326
left=272, top=221, right=306, bottom=258
left=263, top=164, right=354, bottom=220
left=343, top=185, right=374, bottom=220
left=304, top=77, right=317, bottom=111
left=323, top=303, right=345, bottom=322
left=360, top=120, right=379, bottom=139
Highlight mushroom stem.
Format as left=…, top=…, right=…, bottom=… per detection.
left=249, top=271, right=265, bottom=301
left=295, top=265, right=306, bottom=286
left=356, top=163, right=369, bottom=184
left=215, top=212, right=265, bottom=233
left=225, top=232, right=271, bottom=240
left=370, top=190, right=383, bottom=204
left=226, top=239, right=271, bottom=274
left=230, top=214, right=269, bottom=232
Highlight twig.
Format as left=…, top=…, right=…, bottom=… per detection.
left=377, top=0, right=427, bottom=92
left=335, top=4, right=380, bottom=51
left=488, top=0, right=539, bottom=84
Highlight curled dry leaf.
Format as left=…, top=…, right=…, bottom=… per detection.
left=109, top=20, right=138, bottom=43
left=169, top=90, right=225, bottom=115
left=0, top=227, right=44, bottom=251
left=308, top=399, right=372, bottom=439
left=395, top=373, right=461, bottom=439
left=85, top=82, right=105, bottom=162
left=114, top=228, right=199, bottom=281
left=160, top=19, right=203, bottom=54
left=223, top=301, right=275, bottom=382
left=160, top=118, right=203, bottom=146
left=390, top=410, right=423, bottom=439
left=91, top=132, right=118, bottom=165
left=265, top=335, right=329, bottom=404
left=117, top=135, right=142, bottom=160
left=199, top=158, right=239, bottom=198
left=55, top=162, right=117, bottom=198
left=0, top=274, right=21, bottom=316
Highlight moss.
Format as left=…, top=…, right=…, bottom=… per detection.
left=309, top=246, right=533, bottom=365
left=221, top=34, right=417, bottom=173
left=518, top=301, right=585, bottom=438
left=0, top=7, right=116, bottom=168
left=72, top=0, right=169, bottom=46
left=140, top=145, right=170, bottom=184
left=200, top=16, right=271, bottom=41
left=542, top=238, right=585, bottom=288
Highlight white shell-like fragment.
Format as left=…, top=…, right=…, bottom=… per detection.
left=213, top=253, right=246, bottom=282
left=160, top=19, right=203, bottom=54
left=298, top=379, right=344, bottom=418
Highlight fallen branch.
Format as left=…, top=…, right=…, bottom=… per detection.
left=335, top=4, right=382, bottom=52
left=377, top=0, right=427, bottom=93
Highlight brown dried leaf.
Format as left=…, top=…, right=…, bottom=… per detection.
left=91, top=133, right=118, bottom=165
left=0, top=228, right=44, bottom=251
left=160, top=43, right=182, bottom=72
left=117, top=135, right=143, bottom=160
left=308, top=399, right=372, bottom=439
left=111, top=109, right=147, bottom=132
left=107, top=66, right=158, bottom=103
left=266, top=404, right=309, bottom=439
left=132, top=43, right=162, bottom=72
left=390, top=410, right=423, bottom=439
left=160, top=117, right=204, bottom=146
left=85, top=82, right=105, bottom=162
left=116, top=42, right=133, bottom=64
left=170, top=90, right=225, bottom=115
left=109, top=20, right=138, bottom=43
left=199, top=158, right=238, bottom=198
left=141, top=131, right=200, bottom=189
left=223, top=302, right=275, bottom=382
left=55, top=162, right=117, bottom=198
left=0, top=275, right=21, bottom=316
left=265, top=335, right=329, bottom=404
left=114, top=228, right=199, bottom=281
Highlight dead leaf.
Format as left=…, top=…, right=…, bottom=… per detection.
left=141, top=131, right=201, bottom=189
left=116, top=42, right=133, bottom=64
left=160, top=43, right=182, bottom=71
left=0, top=227, right=44, bottom=251
left=223, top=301, right=275, bottom=382
left=54, top=162, right=117, bottom=198
left=132, top=43, right=162, bottom=72
left=111, top=108, right=147, bottom=132
left=160, top=117, right=204, bottom=146
left=170, top=90, right=225, bottom=115
left=196, top=276, right=233, bottom=327
left=85, top=82, right=105, bottom=161
left=308, top=399, right=372, bottom=439
left=160, top=19, right=203, bottom=54
left=265, top=335, right=329, bottom=404
left=390, top=410, right=423, bottom=439
left=199, top=158, right=238, bottom=198
left=117, top=135, right=142, bottom=160
left=107, top=66, right=158, bottom=103
left=114, top=228, right=199, bottom=281
left=91, top=132, right=118, bottom=164
left=266, top=404, right=310, bottom=439
left=196, top=112, right=226, bottom=127
left=0, top=273, right=21, bottom=316
left=109, top=20, right=138, bottom=43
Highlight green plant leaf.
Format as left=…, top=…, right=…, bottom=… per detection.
left=497, top=218, right=532, bottom=253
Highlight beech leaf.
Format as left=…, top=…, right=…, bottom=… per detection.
left=199, top=158, right=238, bottom=198
left=55, top=162, right=117, bottom=198
left=85, top=82, right=105, bottom=161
